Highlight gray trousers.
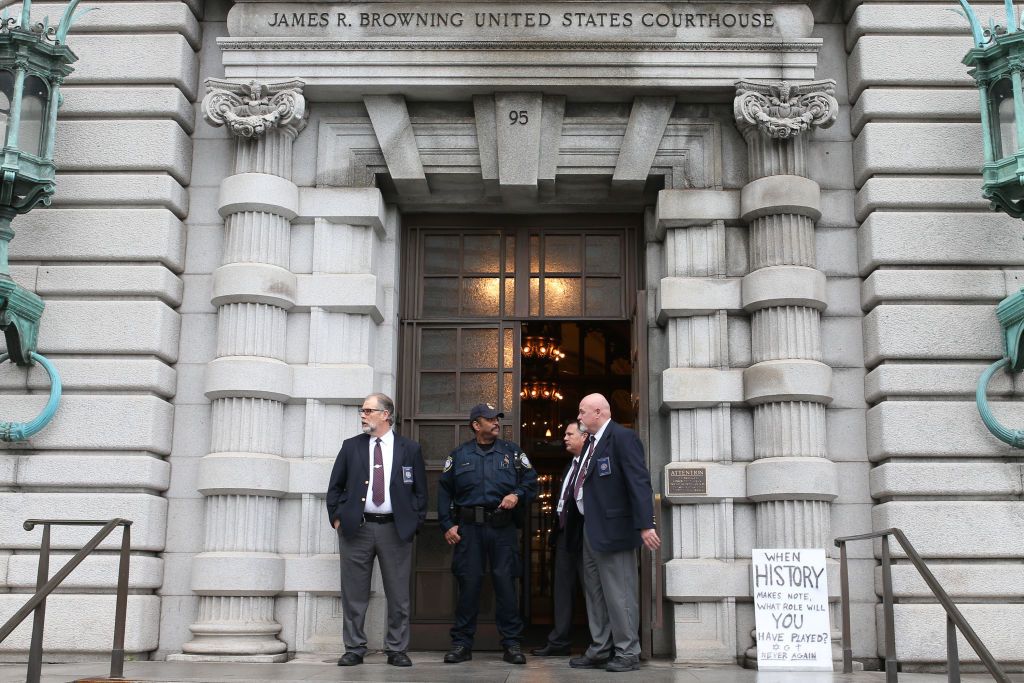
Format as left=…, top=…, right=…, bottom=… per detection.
left=337, top=520, right=413, bottom=655
left=581, top=532, right=640, bottom=660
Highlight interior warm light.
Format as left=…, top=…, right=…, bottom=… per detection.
left=520, top=379, right=564, bottom=402
left=545, top=428, right=552, bottom=437
left=521, top=335, right=562, bottom=361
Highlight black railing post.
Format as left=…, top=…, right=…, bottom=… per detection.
left=25, top=523, right=50, bottom=683
left=0, top=519, right=134, bottom=683
left=109, top=522, right=131, bottom=679
left=838, top=540, right=853, bottom=673
left=947, top=614, right=961, bottom=683
left=880, top=534, right=898, bottom=683
left=835, top=528, right=1011, bottom=683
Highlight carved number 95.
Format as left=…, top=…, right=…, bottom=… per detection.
left=509, top=110, right=529, bottom=125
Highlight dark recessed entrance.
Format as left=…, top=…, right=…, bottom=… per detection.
left=397, top=214, right=643, bottom=650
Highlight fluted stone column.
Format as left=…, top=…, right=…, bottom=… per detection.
left=733, top=80, right=841, bottom=665
left=176, top=79, right=307, bottom=661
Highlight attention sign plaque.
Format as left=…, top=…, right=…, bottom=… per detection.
left=667, top=467, right=706, bottom=496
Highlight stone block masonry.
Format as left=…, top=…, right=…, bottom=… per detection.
left=0, top=0, right=199, bottom=660
left=850, top=0, right=1024, bottom=669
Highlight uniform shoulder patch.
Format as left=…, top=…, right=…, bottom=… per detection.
left=519, top=453, right=532, bottom=469
left=443, top=456, right=453, bottom=473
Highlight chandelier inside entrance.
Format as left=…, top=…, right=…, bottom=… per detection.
left=520, top=335, right=565, bottom=361
left=520, top=380, right=564, bottom=402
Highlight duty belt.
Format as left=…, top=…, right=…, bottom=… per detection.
left=458, top=506, right=513, bottom=527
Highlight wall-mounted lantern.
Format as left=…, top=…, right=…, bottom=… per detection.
left=959, top=0, right=1024, bottom=446
left=0, top=0, right=86, bottom=441
left=959, top=0, right=1024, bottom=215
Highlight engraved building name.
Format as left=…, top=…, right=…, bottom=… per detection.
left=229, top=3, right=813, bottom=41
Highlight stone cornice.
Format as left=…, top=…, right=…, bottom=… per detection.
left=218, top=38, right=822, bottom=52
left=733, top=78, right=838, bottom=139
left=202, top=77, right=308, bottom=139
left=217, top=37, right=822, bottom=96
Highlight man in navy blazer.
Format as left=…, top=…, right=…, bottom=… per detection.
left=569, top=393, right=660, bottom=673
left=326, top=393, right=427, bottom=668
left=532, top=420, right=587, bottom=657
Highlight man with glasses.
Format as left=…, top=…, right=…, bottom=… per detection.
left=532, top=420, right=587, bottom=657
left=438, top=403, right=537, bottom=665
left=326, top=393, right=427, bottom=667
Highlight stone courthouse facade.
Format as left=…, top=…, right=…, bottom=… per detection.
left=0, top=0, right=1022, bottom=671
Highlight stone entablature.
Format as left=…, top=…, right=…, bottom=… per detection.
left=231, top=2, right=809, bottom=41
left=218, top=1, right=821, bottom=96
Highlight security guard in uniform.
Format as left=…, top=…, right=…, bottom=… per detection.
left=438, top=403, right=538, bottom=665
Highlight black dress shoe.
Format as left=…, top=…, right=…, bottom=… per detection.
left=387, top=651, right=412, bottom=667
left=569, top=654, right=609, bottom=669
left=605, top=654, right=640, bottom=672
left=531, top=644, right=570, bottom=656
left=503, top=643, right=526, bottom=664
left=337, top=652, right=363, bottom=666
left=444, top=644, right=472, bottom=663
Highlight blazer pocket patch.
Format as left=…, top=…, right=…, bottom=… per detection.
left=402, top=466, right=414, bottom=484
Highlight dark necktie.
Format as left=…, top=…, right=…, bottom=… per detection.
left=558, top=455, right=583, bottom=529
left=372, top=438, right=385, bottom=506
left=572, top=437, right=594, bottom=503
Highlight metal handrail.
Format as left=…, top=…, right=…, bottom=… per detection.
left=834, top=527, right=1010, bottom=683
left=0, top=518, right=132, bottom=683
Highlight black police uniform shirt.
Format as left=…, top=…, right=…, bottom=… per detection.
left=437, top=438, right=538, bottom=531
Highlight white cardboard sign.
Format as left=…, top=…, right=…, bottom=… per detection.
left=752, top=548, right=832, bottom=671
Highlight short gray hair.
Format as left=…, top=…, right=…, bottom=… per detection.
left=367, top=393, right=396, bottom=425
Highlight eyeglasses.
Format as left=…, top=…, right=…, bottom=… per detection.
left=358, top=408, right=386, bottom=415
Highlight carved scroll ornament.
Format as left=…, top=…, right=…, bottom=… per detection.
left=734, top=79, right=838, bottom=139
left=202, top=78, right=307, bottom=138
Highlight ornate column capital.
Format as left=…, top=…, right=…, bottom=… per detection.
left=203, top=78, right=307, bottom=139
left=733, top=79, right=838, bottom=139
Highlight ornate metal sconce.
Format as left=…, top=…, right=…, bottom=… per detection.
left=0, top=0, right=85, bottom=441
left=958, top=0, right=1024, bottom=446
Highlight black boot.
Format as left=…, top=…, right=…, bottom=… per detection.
left=503, top=643, right=526, bottom=665
left=444, top=644, right=473, bottom=663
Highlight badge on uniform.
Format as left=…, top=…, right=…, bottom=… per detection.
left=501, top=454, right=510, bottom=469
left=597, top=456, right=611, bottom=476
left=443, top=456, right=453, bottom=472
left=402, top=466, right=414, bottom=484
left=519, top=453, right=531, bottom=469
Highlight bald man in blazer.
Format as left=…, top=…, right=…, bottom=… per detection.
left=326, top=393, right=427, bottom=668
left=569, top=393, right=660, bottom=673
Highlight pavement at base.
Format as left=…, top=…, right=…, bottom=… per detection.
left=0, top=653, right=1019, bottom=683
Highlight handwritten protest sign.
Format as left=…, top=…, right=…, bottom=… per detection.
left=752, top=548, right=832, bottom=671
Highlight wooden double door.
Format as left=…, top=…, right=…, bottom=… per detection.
left=397, top=214, right=643, bottom=650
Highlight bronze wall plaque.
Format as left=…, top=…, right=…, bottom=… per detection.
left=668, top=467, right=706, bottom=496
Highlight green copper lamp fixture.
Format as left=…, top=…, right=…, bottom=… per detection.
left=0, top=0, right=86, bottom=441
left=959, top=0, right=1024, bottom=216
left=959, top=0, right=1024, bottom=446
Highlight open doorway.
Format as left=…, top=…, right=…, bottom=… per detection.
left=398, top=215, right=644, bottom=650
left=519, top=320, right=634, bottom=645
